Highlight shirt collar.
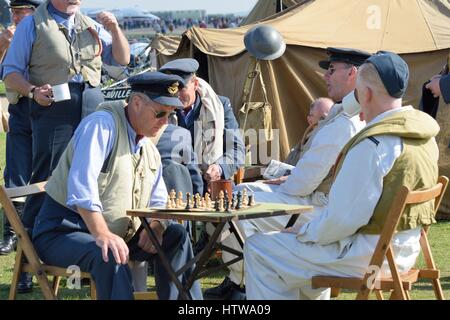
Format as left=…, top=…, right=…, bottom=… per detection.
left=367, top=106, right=413, bottom=126
left=124, top=107, right=148, bottom=153
left=48, top=1, right=72, bottom=20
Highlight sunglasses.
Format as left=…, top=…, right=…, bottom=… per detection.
left=150, top=107, right=176, bottom=119
left=327, top=65, right=352, bottom=75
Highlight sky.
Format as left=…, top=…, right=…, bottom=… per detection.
left=82, top=0, right=259, bottom=14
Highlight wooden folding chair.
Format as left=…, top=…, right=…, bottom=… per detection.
left=0, top=182, right=96, bottom=300
left=312, top=176, right=448, bottom=300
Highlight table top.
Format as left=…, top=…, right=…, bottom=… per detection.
left=127, top=202, right=313, bottom=223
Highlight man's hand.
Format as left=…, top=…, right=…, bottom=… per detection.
left=263, top=175, right=288, bottom=185
left=95, top=231, right=129, bottom=264
left=96, top=11, right=119, bottom=33
left=282, top=224, right=301, bottom=234
left=138, top=220, right=164, bottom=254
left=0, top=26, right=15, bottom=45
left=204, top=164, right=222, bottom=182
left=425, top=75, right=442, bottom=98
left=33, top=84, right=54, bottom=106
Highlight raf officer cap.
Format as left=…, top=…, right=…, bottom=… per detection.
left=159, top=58, right=199, bottom=81
left=365, top=51, right=409, bottom=98
left=319, top=47, right=372, bottom=70
left=9, top=0, right=42, bottom=9
left=127, top=71, right=185, bottom=108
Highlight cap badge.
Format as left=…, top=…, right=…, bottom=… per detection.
left=168, top=82, right=179, bottom=95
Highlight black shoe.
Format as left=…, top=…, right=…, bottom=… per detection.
left=17, top=273, right=33, bottom=294
left=204, top=276, right=245, bottom=300
left=0, top=235, right=17, bottom=255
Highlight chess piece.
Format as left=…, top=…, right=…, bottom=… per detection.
left=242, top=188, right=248, bottom=206
left=235, top=191, right=242, bottom=210
left=185, top=192, right=191, bottom=210
left=231, top=193, right=236, bottom=209
left=166, top=198, right=172, bottom=209
left=225, top=197, right=231, bottom=212
left=194, top=193, right=200, bottom=209
left=205, top=193, right=211, bottom=207
left=177, top=191, right=183, bottom=208
left=214, top=196, right=220, bottom=212
left=248, top=194, right=255, bottom=206
left=201, top=197, right=206, bottom=208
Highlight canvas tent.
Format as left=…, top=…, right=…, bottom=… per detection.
left=151, top=0, right=450, bottom=215
left=240, top=0, right=307, bottom=25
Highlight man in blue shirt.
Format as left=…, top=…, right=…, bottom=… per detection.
left=2, top=0, right=130, bottom=239
left=0, top=0, right=42, bottom=258
left=32, top=72, right=203, bottom=300
left=2, top=0, right=130, bottom=294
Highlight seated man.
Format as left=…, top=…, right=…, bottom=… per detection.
left=159, top=58, right=245, bottom=190
left=155, top=123, right=203, bottom=196
left=244, top=51, right=439, bottom=299
left=239, top=97, right=334, bottom=193
left=32, top=72, right=202, bottom=300
left=205, top=48, right=369, bottom=300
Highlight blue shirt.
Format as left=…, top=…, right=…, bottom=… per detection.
left=66, top=110, right=168, bottom=213
left=1, top=3, right=118, bottom=82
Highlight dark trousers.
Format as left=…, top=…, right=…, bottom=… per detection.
left=2, top=98, right=32, bottom=238
left=33, top=196, right=203, bottom=300
left=22, top=83, right=84, bottom=231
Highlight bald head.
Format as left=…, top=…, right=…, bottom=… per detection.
left=307, top=97, right=334, bottom=125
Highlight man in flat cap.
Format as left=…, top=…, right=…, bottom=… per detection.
left=32, top=72, right=203, bottom=300
left=159, top=58, right=245, bottom=187
left=244, top=51, right=439, bottom=300
left=0, top=0, right=42, bottom=258
left=204, top=48, right=368, bottom=300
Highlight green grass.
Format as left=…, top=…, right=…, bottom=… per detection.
left=0, top=222, right=448, bottom=300
left=0, top=82, right=5, bottom=96
left=0, top=131, right=448, bottom=299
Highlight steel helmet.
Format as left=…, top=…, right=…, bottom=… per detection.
left=244, top=24, right=286, bottom=60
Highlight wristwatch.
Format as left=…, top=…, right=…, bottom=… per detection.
left=27, top=86, right=36, bottom=99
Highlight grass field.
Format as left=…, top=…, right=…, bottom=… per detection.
left=0, top=131, right=448, bottom=300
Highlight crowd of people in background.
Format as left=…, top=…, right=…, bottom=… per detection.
left=121, top=16, right=244, bottom=33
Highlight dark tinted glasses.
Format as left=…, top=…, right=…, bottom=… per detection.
left=151, top=107, right=176, bottom=119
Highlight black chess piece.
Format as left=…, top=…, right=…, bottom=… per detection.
left=235, top=191, right=242, bottom=210
left=248, top=195, right=254, bottom=206
left=214, top=196, right=220, bottom=212
left=185, top=192, right=191, bottom=210
left=225, top=198, right=231, bottom=212
left=231, top=193, right=236, bottom=209
left=193, top=195, right=198, bottom=209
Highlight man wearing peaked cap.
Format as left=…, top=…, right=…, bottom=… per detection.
left=213, top=47, right=367, bottom=299
left=245, top=51, right=440, bottom=300
left=159, top=58, right=245, bottom=184
left=32, top=71, right=203, bottom=300
left=318, top=47, right=372, bottom=70
left=160, top=58, right=246, bottom=299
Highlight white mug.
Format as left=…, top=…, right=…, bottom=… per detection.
left=52, top=83, right=71, bottom=102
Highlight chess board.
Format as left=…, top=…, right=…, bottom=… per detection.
left=165, top=189, right=256, bottom=213
left=156, top=203, right=261, bottom=213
